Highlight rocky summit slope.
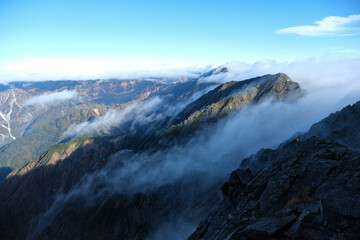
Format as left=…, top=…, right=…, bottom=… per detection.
left=167, top=73, right=300, bottom=138
left=189, top=101, right=360, bottom=240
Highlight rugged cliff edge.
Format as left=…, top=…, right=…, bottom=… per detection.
left=189, top=101, right=360, bottom=240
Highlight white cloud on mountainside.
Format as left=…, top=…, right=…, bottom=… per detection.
left=276, top=14, right=360, bottom=36
left=24, top=90, right=77, bottom=106
left=55, top=58, right=360, bottom=200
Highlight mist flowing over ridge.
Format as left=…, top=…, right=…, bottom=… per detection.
left=2, top=0, right=360, bottom=238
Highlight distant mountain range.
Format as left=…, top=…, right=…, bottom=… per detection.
left=0, top=77, right=213, bottom=169
left=0, top=67, right=359, bottom=239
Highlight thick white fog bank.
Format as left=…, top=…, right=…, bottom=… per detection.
left=41, top=76, right=360, bottom=211
left=44, top=58, right=360, bottom=199
left=87, top=58, right=360, bottom=197
left=72, top=87, right=359, bottom=200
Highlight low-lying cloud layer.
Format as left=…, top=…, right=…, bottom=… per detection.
left=24, top=90, right=77, bottom=106
left=66, top=84, right=360, bottom=200
left=200, top=58, right=360, bottom=91
left=0, top=59, right=213, bottom=83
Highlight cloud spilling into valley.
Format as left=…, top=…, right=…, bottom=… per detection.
left=24, top=90, right=77, bottom=106
left=30, top=58, right=360, bottom=239
left=61, top=83, right=360, bottom=200
left=63, top=84, right=217, bottom=138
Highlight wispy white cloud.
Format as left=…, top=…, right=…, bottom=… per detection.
left=276, top=14, right=360, bottom=36
left=24, top=90, right=77, bottom=106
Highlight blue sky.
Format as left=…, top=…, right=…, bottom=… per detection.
left=0, top=0, right=359, bottom=77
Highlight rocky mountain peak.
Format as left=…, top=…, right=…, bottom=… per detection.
left=200, top=66, right=230, bottom=79
left=170, top=73, right=300, bottom=129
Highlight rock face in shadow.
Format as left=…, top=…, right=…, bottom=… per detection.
left=189, top=101, right=360, bottom=240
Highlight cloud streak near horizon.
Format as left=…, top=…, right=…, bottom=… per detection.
left=24, top=90, right=77, bottom=106
left=0, top=59, right=211, bottom=83
left=276, top=14, right=360, bottom=36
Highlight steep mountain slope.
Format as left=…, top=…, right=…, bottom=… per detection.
left=156, top=73, right=301, bottom=146
left=189, top=101, right=360, bottom=240
left=0, top=88, right=39, bottom=146
left=0, top=103, right=107, bottom=168
left=0, top=73, right=302, bottom=240
left=0, top=136, right=119, bottom=240
left=168, top=73, right=300, bottom=134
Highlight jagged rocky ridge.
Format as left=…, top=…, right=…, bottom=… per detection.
left=0, top=72, right=302, bottom=240
left=153, top=73, right=301, bottom=148
left=189, top=101, right=360, bottom=240
left=169, top=73, right=300, bottom=131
